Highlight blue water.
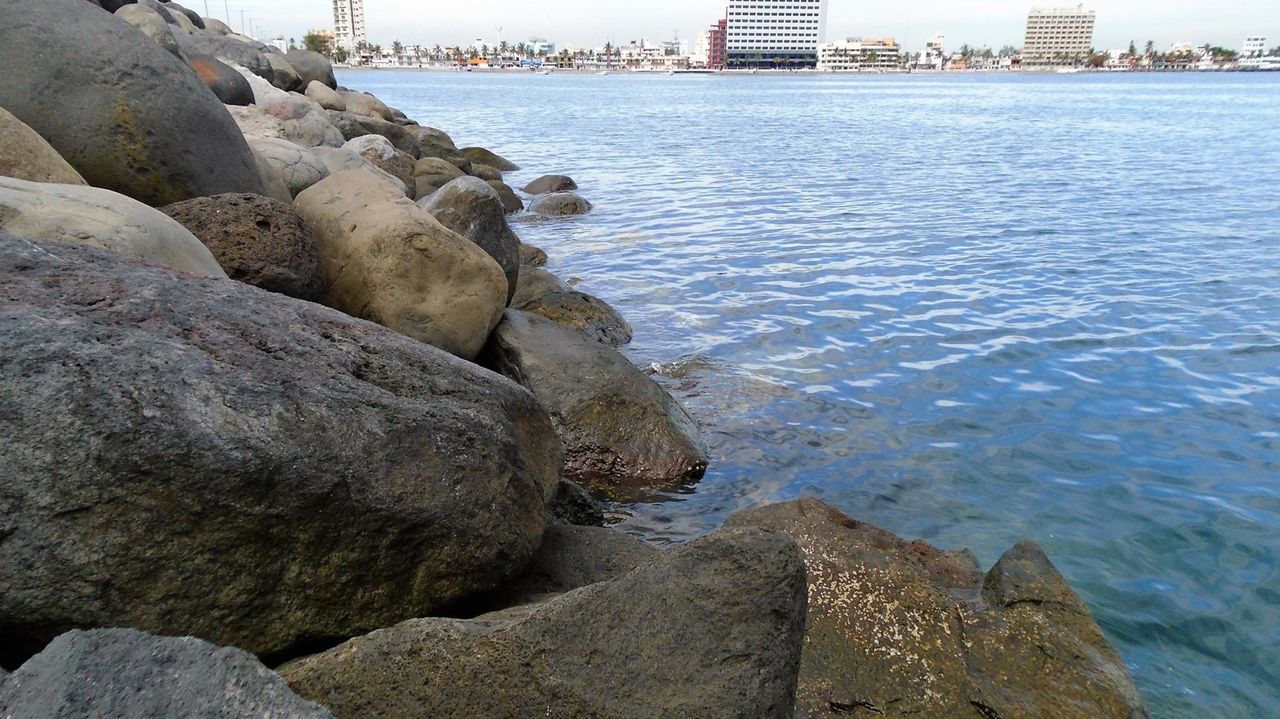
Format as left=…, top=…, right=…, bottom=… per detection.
left=344, top=70, right=1280, bottom=717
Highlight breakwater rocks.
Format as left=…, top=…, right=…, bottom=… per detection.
left=0, top=1, right=1147, bottom=716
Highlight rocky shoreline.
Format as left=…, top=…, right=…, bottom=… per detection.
left=0, top=1, right=1148, bottom=717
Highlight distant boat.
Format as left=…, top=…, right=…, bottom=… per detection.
left=597, top=70, right=610, bottom=76
left=539, top=68, right=552, bottom=75
left=1056, top=67, right=1082, bottom=74
left=666, top=70, right=675, bottom=76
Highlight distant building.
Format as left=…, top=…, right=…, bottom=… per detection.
left=918, top=32, right=945, bottom=70
left=725, top=0, right=829, bottom=69
left=1243, top=36, right=1268, bottom=58
left=332, top=0, right=366, bottom=52
left=528, top=37, right=556, bottom=57
left=708, top=18, right=727, bottom=69
left=270, top=35, right=288, bottom=53
left=1021, top=5, right=1095, bottom=68
left=817, top=38, right=902, bottom=72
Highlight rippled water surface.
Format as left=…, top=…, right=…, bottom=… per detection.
left=345, top=70, right=1280, bottom=716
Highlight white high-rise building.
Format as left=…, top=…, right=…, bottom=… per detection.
left=725, top=0, right=829, bottom=68
left=332, top=0, right=366, bottom=52
left=1022, top=5, right=1095, bottom=68
left=1243, top=36, right=1268, bottom=58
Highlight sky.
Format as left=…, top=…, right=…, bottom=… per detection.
left=213, top=0, right=1278, bottom=54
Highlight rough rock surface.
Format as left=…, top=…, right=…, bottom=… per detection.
left=281, top=529, right=806, bottom=719
left=261, top=96, right=345, bottom=148
left=468, top=163, right=503, bottom=182
left=186, top=55, right=254, bottom=105
left=482, top=310, right=709, bottom=490
left=249, top=147, right=294, bottom=203
left=487, top=179, right=525, bottom=214
left=287, top=50, right=338, bottom=89
left=248, top=137, right=330, bottom=197
left=338, top=91, right=393, bottom=121
left=113, top=4, right=182, bottom=57
left=0, top=234, right=561, bottom=664
left=264, top=53, right=302, bottom=92
left=413, top=157, right=467, bottom=200
left=305, top=80, right=346, bottom=111
left=0, top=629, right=332, bottom=718
left=549, top=479, right=605, bottom=527
left=343, top=135, right=415, bottom=187
left=523, top=174, right=578, bottom=195
left=312, top=147, right=411, bottom=198
left=411, top=126, right=460, bottom=159
left=0, top=0, right=266, bottom=205
left=530, top=192, right=593, bottom=217
left=161, top=193, right=324, bottom=301
left=419, top=177, right=520, bottom=303
left=511, top=266, right=633, bottom=346
left=326, top=111, right=422, bottom=158
left=295, top=170, right=508, bottom=360
left=0, top=176, right=225, bottom=277
left=459, top=146, right=519, bottom=171
left=0, top=108, right=86, bottom=186
left=175, top=32, right=274, bottom=84
left=203, top=16, right=234, bottom=35
left=519, top=242, right=549, bottom=267
left=725, top=498, right=1150, bottom=719
left=228, top=103, right=287, bottom=140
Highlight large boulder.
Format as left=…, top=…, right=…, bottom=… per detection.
left=247, top=137, right=330, bottom=197
left=280, top=529, right=806, bottom=719
left=487, top=179, right=524, bottom=214
left=0, top=234, right=561, bottom=664
left=338, top=91, right=393, bottom=121
left=227, top=103, right=286, bottom=140
left=262, top=96, right=345, bottom=148
left=162, top=1, right=205, bottom=29
left=343, top=135, right=415, bottom=187
left=0, top=629, right=332, bottom=718
left=249, top=147, right=294, bottom=203
left=410, top=125, right=459, bottom=159
left=305, top=80, right=346, bottom=111
left=326, top=111, right=422, bottom=158
left=203, top=16, right=234, bottom=35
left=511, top=266, right=633, bottom=346
left=530, top=192, right=593, bottom=217
left=419, top=176, right=520, bottom=303
left=519, top=242, right=549, bottom=267
left=0, top=0, right=266, bottom=206
left=523, top=174, right=578, bottom=195
left=482, top=310, right=709, bottom=490
left=287, top=50, right=338, bottom=89
left=264, top=52, right=303, bottom=92
left=295, top=170, right=509, bottom=360
left=726, top=499, right=1149, bottom=719
left=312, top=146, right=411, bottom=198
left=226, top=59, right=292, bottom=105
left=459, top=146, right=519, bottom=171
left=0, top=108, right=86, bottom=186
left=161, top=193, right=324, bottom=301
left=174, top=32, right=274, bottom=84
left=113, top=4, right=182, bottom=57
left=0, top=176, right=224, bottom=277
left=186, top=54, right=254, bottom=105
left=413, top=157, right=466, bottom=200
left=468, top=163, right=503, bottom=182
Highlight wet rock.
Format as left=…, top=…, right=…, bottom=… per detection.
left=523, top=174, right=578, bottom=195
left=418, top=176, right=520, bottom=303
left=0, top=629, right=332, bottom=718
left=161, top=193, right=324, bottom=301
left=519, top=242, right=548, bottom=266
left=281, top=529, right=806, bottom=719
left=113, top=4, right=181, bottom=57
left=0, top=234, right=560, bottom=663
left=295, top=170, right=508, bottom=360
left=0, top=0, right=266, bottom=206
left=0, top=108, right=86, bottom=186
left=343, top=135, right=414, bottom=188
left=468, top=163, right=503, bottom=182
left=530, top=192, right=593, bottom=217
left=0, top=176, right=224, bottom=277
left=725, top=498, right=1149, bottom=719
left=459, top=146, right=519, bottom=171
left=487, top=179, right=525, bottom=213
left=186, top=54, right=254, bottom=105
left=511, top=266, right=633, bottom=346
left=482, top=310, right=709, bottom=489
left=326, top=111, right=422, bottom=158
left=287, top=50, right=338, bottom=89
left=412, top=156, right=467, bottom=200
left=247, top=137, right=330, bottom=197
left=305, top=80, right=346, bottom=111
left=549, top=479, right=605, bottom=527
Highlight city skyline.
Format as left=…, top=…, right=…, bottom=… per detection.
left=229, top=0, right=1276, bottom=52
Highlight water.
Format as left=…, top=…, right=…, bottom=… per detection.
left=342, top=70, right=1280, bottom=717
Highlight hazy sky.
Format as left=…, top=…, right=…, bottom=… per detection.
left=216, top=0, right=1277, bottom=53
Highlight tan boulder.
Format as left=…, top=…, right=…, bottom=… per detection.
left=304, top=80, right=345, bottom=111
left=0, top=107, right=86, bottom=186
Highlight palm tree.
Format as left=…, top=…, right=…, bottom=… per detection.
left=603, top=41, right=614, bottom=69
left=391, top=40, right=403, bottom=60
left=1144, top=40, right=1155, bottom=58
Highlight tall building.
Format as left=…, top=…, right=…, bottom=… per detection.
left=708, top=18, right=727, bottom=69
left=725, top=0, right=829, bottom=69
left=1243, top=36, right=1268, bottom=58
left=332, top=0, right=366, bottom=52
left=1021, top=5, right=1095, bottom=68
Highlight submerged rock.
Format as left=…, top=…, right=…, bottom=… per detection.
left=280, top=529, right=806, bottom=719
left=725, top=498, right=1149, bottom=719
left=530, top=192, right=593, bottom=217
left=0, top=234, right=561, bottom=663
left=523, top=174, right=578, bottom=195
left=419, top=176, right=520, bottom=303
left=0, top=629, right=332, bottom=718
left=0, top=108, right=86, bottom=186
left=511, top=266, right=633, bottom=346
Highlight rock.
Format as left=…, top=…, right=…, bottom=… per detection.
left=227, top=104, right=285, bottom=139
left=487, top=179, right=524, bottom=213
left=287, top=50, right=338, bottom=89
left=459, top=146, right=519, bottom=171
left=225, top=59, right=292, bottom=105
left=203, top=16, right=233, bottom=35
left=326, top=111, right=422, bottom=158
left=186, top=54, right=254, bottom=105
left=0, top=108, right=86, bottom=186
left=312, top=147, right=411, bottom=198
left=163, top=1, right=205, bottom=29
left=281, top=529, right=806, bottom=719
left=0, top=0, right=266, bottom=206
left=410, top=125, right=458, bottom=158
left=113, top=4, right=181, bottom=57
left=468, top=163, right=502, bottom=182
left=305, top=80, right=346, bottom=111
left=175, top=32, right=273, bottom=82
left=146, top=0, right=195, bottom=32
left=295, top=170, right=508, bottom=360
left=249, top=147, right=294, bottom=203
left=262, top=96, right=344, bottom=148
left=725, top=499, right=1149, bottom=719
left=482, top=310, right=709, bottom=490
left=0, top=629, right=332, bottom=718
left=412, top=156, right=467, bottom=200
left=343, top=135, right=414, bottom=188
left=519, top=242, right=548, bottom=266
left=248, top=137, right=330, bottom=197
left=549, top=479, right=605, bottom=527
left=0, top=234, right=561, bottom=664
left=0, top=176, right=225, bottom=277
left=530, top=192, right=593, bottom=217
left=511, top=266, right=633, bottom=346
left=264, top=52, right=303, bottom=92
left=161, top=193, right=324, bottom=301
left=338, top=91, right=393, bottom=121
left=523, top=174, right=578, bottom=194
left=418, top=176, right=520, bottom=303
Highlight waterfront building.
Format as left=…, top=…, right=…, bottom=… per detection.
left=725, top=0, right=829, bottom=69
left=708, top=18, right=727, bottom=69
left=1243, top=36, right=1268, bottom=58
left=270, top=35, right=287, bottom=53
left=1021, top=5, right=1095, bottom=68
left=817, top=38, right=903, bottom=72
left=331, top=0, right=366, bottom=52
left=917, top=32, right=945, bottom=70
left=528, top=37, right=557, bottom=57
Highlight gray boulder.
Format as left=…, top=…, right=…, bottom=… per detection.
left=343, top=134, right=415, bottom=187
left=460, top=146, right=519, bottom=171
left=305, top=80, right=346, bottom=111
left=0, top=108, right=86, bottom=186
left=511, top=266, right=633, bottom=346
left=487, top=179, right=524, bottom=213
left=549, top=479, right=605, bottom=527
left=482, top=310, right=709, bottom=490
left=327, top=111, right=422, bottom=158
left=136, top=0, right=178, bottom=24
left=203, top=16, right=234, bottom=35
left=281, top=529, right=806, bottom=719
left=523, top=174, right=578, bottom=194
left=175, top=31, right=273, bottom=82
left=468, top=163, right=503, bottom=182
left=227, top=103, right=286, bottom=140
left=113, top=4, right=181, bottom=57
left=419, top=176, right=520, bottom=303
left=186, top=54, right=254, bottom=105
left=410, top=125, right=459, bottom=158
left=162, top=1, right=205, bottom=29
left=413, top=157, right=466, bottom=200
left=287, top=50, right=338, bottom=89
left=264, top=52, right=303, bottom=92
left=0, top=0, right=266, bottom=206
left=0, top=234, right=561, bottom=664
left=530, top=192, right=593, bottom=217
left=249, top=147, right=294, bottom=203
left=262, top=96, right=345, bottom=148
left=726, top=499, right=1149, bottom=719
left=247, top=137, right=330, bottom=197
left=0, top=629, right=331, bottom=718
